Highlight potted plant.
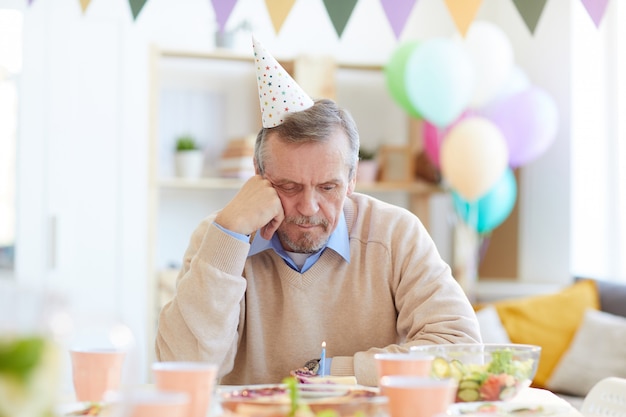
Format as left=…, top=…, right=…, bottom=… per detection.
left=174, top=134, right=204, bottom=179
left=357, top=147, right=379, bottom=183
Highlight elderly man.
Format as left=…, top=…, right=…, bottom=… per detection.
left=155, top=37, right=481, bottom=387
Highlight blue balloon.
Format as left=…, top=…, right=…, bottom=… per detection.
left=404, top=38, right=475, bottom=128
left=452, top=168, right=517, bottom=234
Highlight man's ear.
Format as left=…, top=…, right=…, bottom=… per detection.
left=347, top=171, right=356, bottom=195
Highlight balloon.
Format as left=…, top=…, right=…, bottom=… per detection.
left=481, top=86, right=559, bottom=167
left=404, top=37, right=474, bottom=127
left=423, top=110, right=473, bottom=168
left=384, top=40, right=422, bottom=119
left=490, top=65, right=531, bottom=104
left=463, top=21, right=515, bottom=109
left=452, top=168, right=517, bottom=234
left=440, top=116, right=508, bottom=201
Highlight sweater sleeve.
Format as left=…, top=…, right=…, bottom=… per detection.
left=350, top=202, right=482, bottom=386
left=155, top=217, right=249, bottom=381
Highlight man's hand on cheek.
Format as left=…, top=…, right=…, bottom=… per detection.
left=214, top=175, right=284, bottom=237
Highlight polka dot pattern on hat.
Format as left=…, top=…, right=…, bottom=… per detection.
left=252, top=36, right=314, bottom=128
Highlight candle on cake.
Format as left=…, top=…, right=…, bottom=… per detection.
left=320, top=341, right=326, bottom=377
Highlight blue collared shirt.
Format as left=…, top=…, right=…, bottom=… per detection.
left=215, top=213, right=351, bottom=273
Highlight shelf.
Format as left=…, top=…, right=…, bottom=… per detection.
left=158, top=48, right=385, bottom=72
left=158, top=177, right=443, bottom=195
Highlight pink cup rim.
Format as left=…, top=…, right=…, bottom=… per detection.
left=374, top=352, right=434, bottom=361
left=110, top=389, right=190, bottom=405
left=380, top=375, right=457, bottom=388
left=70, top=348, right=127, bottom=354
left=152, top=361, right=218, bottom=372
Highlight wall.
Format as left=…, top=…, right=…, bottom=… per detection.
left=15, top=0, right=575, bottom=383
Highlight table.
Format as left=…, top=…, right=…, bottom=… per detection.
left=57, top=384, right=583, bottom=417
left=212, top=386, right=583, bottom=417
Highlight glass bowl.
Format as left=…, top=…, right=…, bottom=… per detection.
left=410, top=343, right=541, bottom=402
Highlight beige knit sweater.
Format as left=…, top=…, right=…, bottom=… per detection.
left=156, top=192, right=481, bottom=387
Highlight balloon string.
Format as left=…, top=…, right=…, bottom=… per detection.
left=468, top=200, right=480, bottom=280
left=468, top=200, right=479, bottom=232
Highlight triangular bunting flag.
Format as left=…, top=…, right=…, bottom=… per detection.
left=128, top=0, right=148, bottom=20
left=265, top=0, right=296, bottom=34
left=212, top=0, right=238, bottom=33
left=27, top=0, right=35, bottom=5
left=512, top=0, right=548, bottom=34
left=380, top=0, right=417, bottom=39
left=79, top=0, right=91, bottom=13
left=580, top=0, right=610, bottom=28
left=443, top=0, right=483, bottom=37
left=322, top=0, right=359, bottom=38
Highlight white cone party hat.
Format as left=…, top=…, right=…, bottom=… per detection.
left=252, top=36, right=314, bottom=128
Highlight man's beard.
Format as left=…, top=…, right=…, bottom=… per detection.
left=277, top=216, right=330, bottom=253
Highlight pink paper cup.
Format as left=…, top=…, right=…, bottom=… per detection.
left=374, top=352, right=434, bottom=385
left=70, top=348, right=126, bottom=402
left=380, top=375, right=457, bottom=417
left=152, top=362, right=218, bottom=417
left=108, top=389, right=190, bottom=417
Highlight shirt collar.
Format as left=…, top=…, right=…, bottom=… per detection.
left=248, top=212, right=351, bottom=264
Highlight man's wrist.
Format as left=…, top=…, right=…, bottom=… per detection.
left=303, top=358, right=320, bottom=375
left=302, top=358, right=332, bottom=376
left=214, top=221, right=250, bottom=243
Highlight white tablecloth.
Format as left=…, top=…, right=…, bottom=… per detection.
left=510, top=388, right=583, bottom=417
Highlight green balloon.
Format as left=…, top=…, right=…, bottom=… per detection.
left=385, top=40, right=422, bottom=119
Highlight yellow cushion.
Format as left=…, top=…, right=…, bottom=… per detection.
left=492, top=279, right=600, bottom=388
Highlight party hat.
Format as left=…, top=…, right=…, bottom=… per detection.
left=252, top=36, right=314, bottom=128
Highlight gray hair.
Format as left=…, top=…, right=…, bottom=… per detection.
left=254, top=99, right=360, bottom=179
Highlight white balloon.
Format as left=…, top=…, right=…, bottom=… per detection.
left=464, top=21, right=515, bottom=109
left=440, top=116, right=509, bottom=201
left=490, top=65, right=531, bottom=105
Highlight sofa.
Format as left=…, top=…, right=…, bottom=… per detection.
left=474, top=278, right=626, bottom=407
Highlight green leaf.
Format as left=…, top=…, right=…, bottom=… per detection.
left=175, top=135, right=198, bottom=151
left=282, top=376, right=299, bottom=417
left=0, top=337, right=45, bottom=379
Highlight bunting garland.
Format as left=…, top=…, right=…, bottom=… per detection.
left=380, top=0, right=418, bottom=39
left=322, top=0, right=359, bottom=38
left=79, top=0, right=91, bottom=14
left=511, top=0, right=548, bottom=34
left=26, top=0, right=612, bottom=39
left=443, top=0, right=484, bottom=37
left=212, top=0, right=238, bottom=33
left=580, top=0, right=610, bottom=28
left=128, top=0, right=148, bottom=20
left=265, top=0, right=296, bottom=34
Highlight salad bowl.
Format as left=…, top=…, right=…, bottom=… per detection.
left=410, top=343, right=541, bottom=403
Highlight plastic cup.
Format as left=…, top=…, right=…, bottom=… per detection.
left=152, top=362, right=218, bottom=417
left=380, top=375, right=457, bottom=417
left=70, top=348, right=126, bottom=402
left=107, top=389, right=190, bottom=417
left=374, top=352, right=434, bottom=385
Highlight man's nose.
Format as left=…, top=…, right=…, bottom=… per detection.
left=297, top=188, right=319, bottom=216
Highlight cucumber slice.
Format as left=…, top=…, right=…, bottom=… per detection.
left=457, top=388, right=480, bottom=402
left=431, top=357, right=451, bottom=378
left=459, top=380, right=480, bottom=390
left=450, top=360, right=466, bottom=380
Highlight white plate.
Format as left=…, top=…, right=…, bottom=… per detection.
left=448, top=402, right=572, bottom=417
left=219, top=383, right=385, bottom=416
